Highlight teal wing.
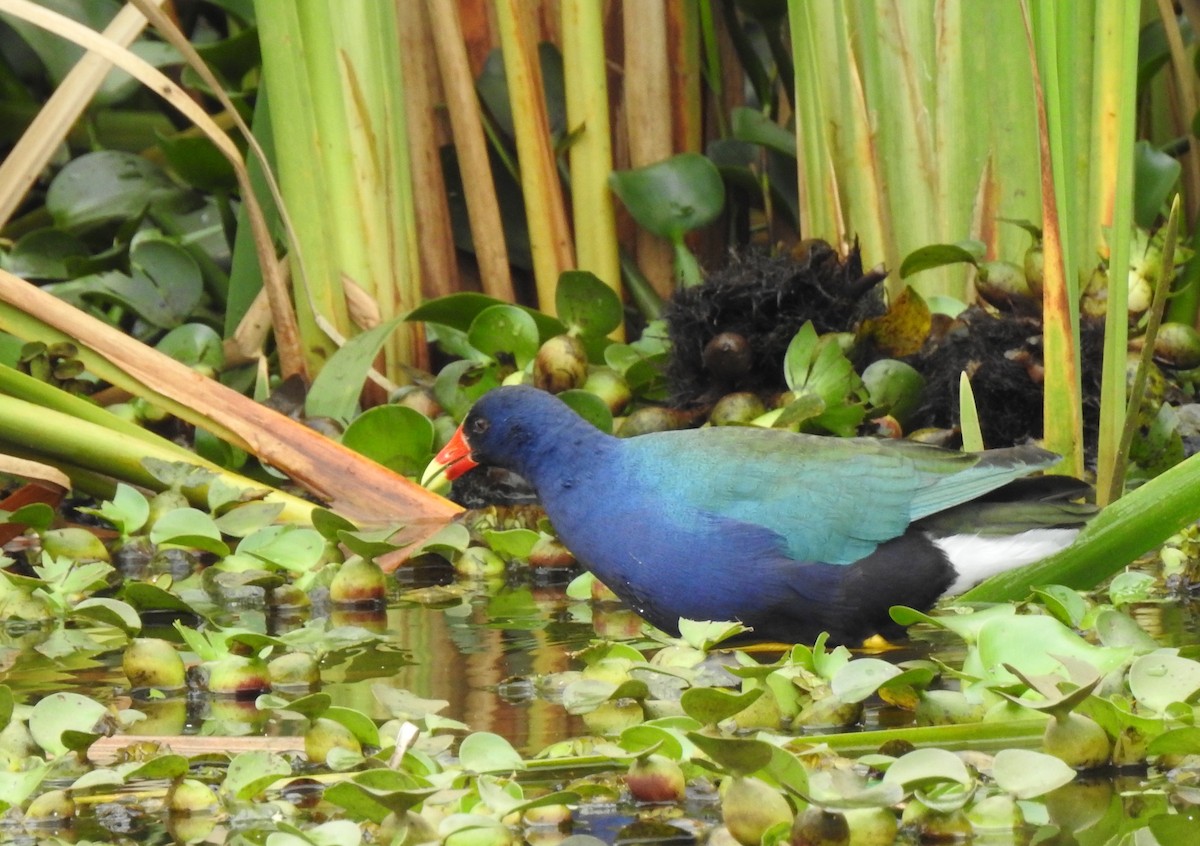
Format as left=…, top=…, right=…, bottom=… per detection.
left=622, top=429, right=1059, bottom=566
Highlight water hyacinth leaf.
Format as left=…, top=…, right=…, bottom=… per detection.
left=45, top=150, right=187, bottom=233
left=561, top=678, right=649, bottom=714
left=149, top=507, right=230, bottom=556
left=0, top=686, right=12, bottom=730
left=1032, top=585, right=1088, bottom=627
left=1108, top=570, right=1157, bottom=606
left=270, top=820, right=364, bottom=846
left=408, top=292, right=566, bottom=339
left=305, top=316, right=406, bottom=422
left=324, top=777, right=437, bottom=824
left=72, top=598, right=141, bottom=634
left=439, top=814, right=510, bottom=844
left=881, top=748, right=972, bottom=791
left=121, top=581, right=197, bottom=616
left=156, top=323, right=225, bottom=369
left=335, top=525, right=404, bottom=561
left=310, top=508, right=357, bottom=542
left=731, top=106, right=797, bottom=156
left=566, top=570, right=596, bottom=600
left=458, top=731, right=525, bottom=773
left=325, top=705, right=381, bottom=747
left=899, top=240, right=985, bottom=279
left=976, top=615, right=1133, bottom=681
left=764, top=744, right=810, bottom=797
left=680, top=687, right=763, bottom=726
left=1, top=229, right=89, bottom=280
left=860, top=287, right=932, bottom=358
left=609, top=153, right=725, bottom=242
left=125, top=239, right=204, bottom=328
left=992, top=749, right=1076, bottom=799
left=1148, top=726, right=1200, bottom=756
left=29, top=692, right=108, bottom=757
left=558, top=389, right=614, bottom=434
left=158, top=134, right=238, bottom=192
left=890, top=602, right=1018, bottom=643
left=480, top=528, right=539, bottom=560
left=1094, top=609, right=1160, bottom=652
left=215, top=502, right=287, bottom=538
left=1150, top=814, right=1200, bottom=844
left=273, top=692, right=334, bottom=720
left=805, top=768, right=903, bottom=809
left=342, top=406, right=434, bottom=477
left=223, top=750, right=293, bottom=800
left=125, top=754, right=190, bottom=781
left=686, top=733, right=775, bottom=777
left=677, top=618, right=748, bottom=651
left=557, top=271, right=623, bottom=337
left=619, top=724, right=682, bottom=759
left=1128, top=651, right=1200, bottom=713
left=93, top=483, right=151, bottom=535
left=914, top=779, right=974, bottom=814
left=0, top=761, right=50, bottom=813
left=433, top=360, right=503, bottom=420
left=4, top=503, right=55, bottom=534
left=830, top=658, right=903, bottom=703
left=468, top=305, right=540, bottom=368
left=1133, top=139, right=1181, bottom=229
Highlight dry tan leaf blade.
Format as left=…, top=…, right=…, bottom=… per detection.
left=0, top=269, right=461, bottom=540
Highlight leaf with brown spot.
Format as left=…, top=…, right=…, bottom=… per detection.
left=861, top=286, right=932, bottom=357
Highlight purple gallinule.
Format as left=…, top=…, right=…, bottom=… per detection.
left=429, top=386, right=1092, bottom=644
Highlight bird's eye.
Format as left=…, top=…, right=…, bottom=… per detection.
left=470, top=417, right=489, bottom=436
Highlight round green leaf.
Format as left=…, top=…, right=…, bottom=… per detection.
left=899, top=241, right=985, bottom=279
left=680, top=687, right=763, bottom=726
left=342, top=405, right=435, bottom=477
left=830, top=658, right=902, bottom=703
left=156, top=323, right=225, bottom=369
left=468, top=305, right=540, bottom=368
left=556, top=271, right=623, bottom=337
left=558, top=389, right=613, bottom=433
left=150, top=507, right=229, bottom=556
left=991, top=749, right=1075, bottom=799
left=881, top=748, right=972, bottom=790
left=45, top=151, right=185, bottom=233
left=1129, top=651, right=1200, bottom=713
left=1, top=229, right=89, bottom=280
left=458, top=731, right=525, bottom=773
left=609, top=152, right=726, bottom=241
left=29, top=692, right=108, bottom=757
left=685, top=732, right=773, bottom=776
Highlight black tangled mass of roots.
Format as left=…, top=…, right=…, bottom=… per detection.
left=663, top=242, right=887, bottom=406
left=660, top=242, right=1105, bottom=452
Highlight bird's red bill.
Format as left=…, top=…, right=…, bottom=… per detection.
left=434, top=425, right=479, bottom=480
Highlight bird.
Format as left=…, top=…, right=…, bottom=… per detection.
left=427, top=385, right=1093, bottom=645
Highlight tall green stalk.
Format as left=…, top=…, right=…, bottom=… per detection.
left=254, top=0, right=422, bottom=378
left=562, top=0, right=622, bottom=333
left=787, top=1, right=1041, bottom=300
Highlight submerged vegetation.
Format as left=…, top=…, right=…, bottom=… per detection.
left=2, top=0, right=1200, bottom=842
